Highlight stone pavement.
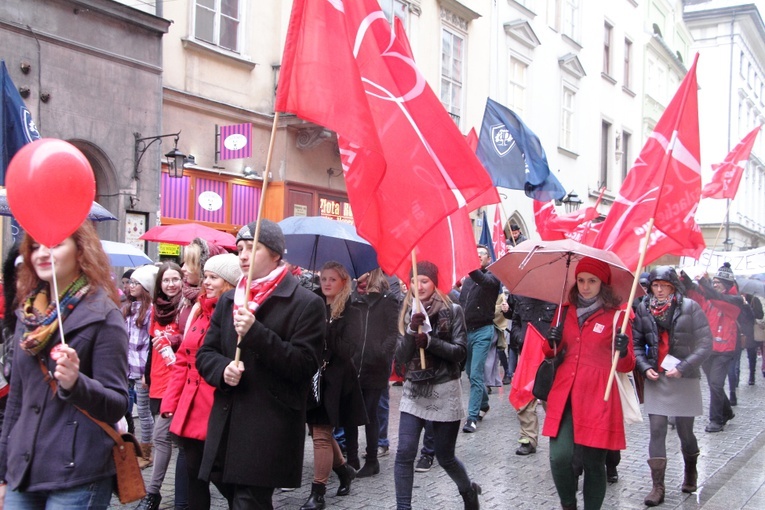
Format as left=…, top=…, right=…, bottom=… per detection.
left=114, top=367, right=765, bottom=509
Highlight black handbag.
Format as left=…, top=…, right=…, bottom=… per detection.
left=307, top=341, right=328, bottom=410
left=531, top=306, right=568, bottom=401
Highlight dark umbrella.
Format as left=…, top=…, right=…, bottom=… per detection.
left=278, top=216, right=378, bottom=278
left=736, top=277, right=765, bottom=296
left=0, top=189, right=117, bottom=221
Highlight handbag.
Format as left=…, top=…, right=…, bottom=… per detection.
left=611, top=311, right=643, bottom=425
left=307, top=340, right=328, bottom=410
left=38, top=358, right=146, bottom=503
left=532, top=306, right=568, bottom=401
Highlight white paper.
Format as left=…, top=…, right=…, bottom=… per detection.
left=661, top=354, right=681, bottom=371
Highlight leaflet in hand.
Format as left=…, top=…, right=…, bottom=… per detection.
left=660, top=354, right=681, bottom=371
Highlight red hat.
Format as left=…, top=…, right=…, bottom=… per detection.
left=575, top=257, right=611, bottom=285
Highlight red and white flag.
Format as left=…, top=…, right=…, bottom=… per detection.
left=492, top=206, right=508, bottom=259
left=533, top=200, right=600, bottom=243
left=593, top=54, right=705, bottom=270
left=275, top=0, right=498, bottom=274
left=701, top=125, right=761, bottom=199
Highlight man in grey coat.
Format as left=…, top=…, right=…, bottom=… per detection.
left=197, top=220, right=325, bottom=509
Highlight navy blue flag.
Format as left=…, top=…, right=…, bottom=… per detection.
left=476, top=98, right=565, bottom=201
left=1, top=60, right=40, bottom=186
left=478, top=210, right=496, bottom=262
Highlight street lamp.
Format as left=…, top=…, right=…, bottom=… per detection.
left=134, top=131, right=185, bottom=180
left=562, top=191, right=583, bottom=213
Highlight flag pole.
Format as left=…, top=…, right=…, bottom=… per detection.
left=703, top=200, right=734, bottom=275
left=411, top=250, right=427, bottom=369
left=604, top=217, right=654, bottom=401
left=235, top=112, right=280, bottom=363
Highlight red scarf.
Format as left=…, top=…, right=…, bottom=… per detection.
left=234, top=264, right=288, bottom=314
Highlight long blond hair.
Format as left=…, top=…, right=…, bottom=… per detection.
left=321, top=261, right=351, bottom=320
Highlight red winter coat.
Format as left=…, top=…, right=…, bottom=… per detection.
left=160, top=295, right=216, bottom=440
left=541, top=305, right=635, bottom=450
left=148, top=313, right=182, bottom=400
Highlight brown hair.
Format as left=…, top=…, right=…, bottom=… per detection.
left=362, top=268, right=389, bottom=294
left=567, top=281, right=622, bottom=309
left=17, top=222, right=120, bottom=306
left=320, top=261, right=351, bottom=321
left=154, top=262, right=183, bottom=301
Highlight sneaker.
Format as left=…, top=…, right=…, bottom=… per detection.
left=477, top=406, right=490, bottom=421
left=363, top=446, right=390, bottom=459
left=415, top=454, right=434, bottom=472
left=502, top=374, right=512, bottom=385
left=705, top=421, right=724, bottom=433
left=462, top=419, right=477, bottom=433
left=515, top=442, right=536, bottom=456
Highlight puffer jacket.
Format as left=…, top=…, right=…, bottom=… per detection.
left=633, top=293, right=712, bottom=378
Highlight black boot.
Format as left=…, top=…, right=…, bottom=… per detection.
left=134, top=493, right=162, bottom=510
left=333, top=463, right=356, bottom=496
left=357, top=458, right=380, bottom=478
left=299, top=483, right=326, bottom=510
left=459, top=482, right=481, bottom=510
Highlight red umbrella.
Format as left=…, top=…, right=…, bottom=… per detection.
left=488, top=238, right=643, bottom=308
left=140, top=223, right=236, bottom=250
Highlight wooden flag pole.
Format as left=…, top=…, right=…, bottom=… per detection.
left=235, top=112, right=280, bottom=363
left=702, top=199, right=734, bottom=276
left=411, top=250, right=427, bottom=369
left=604, top=217, right=654, bottom=401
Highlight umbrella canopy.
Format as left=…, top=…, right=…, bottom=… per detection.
left=278, top=216, right=378, bottom=279
left=0, top=189, right=117, bottom=222
left=100, top=240, right=153, bottom=267
left=736, top=277, right=765, bottom=297
left=488, top=238, right=643, bottom=307
left=140, top=223, right=236, bottom=249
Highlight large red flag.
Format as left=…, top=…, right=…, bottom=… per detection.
left=509, top=324, right=546, bottom=410
left=533, top=200, right=601, bottom=242
left=492, top=206, right=508, bottom=259
left=275, top=0, right=498, bottom=274
left=593, top=54, right=705, bottom=270
left=702, top=125, right=761, bottom=199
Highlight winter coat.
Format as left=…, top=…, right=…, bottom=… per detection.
left=307, top=298, right=367, bottom=428
left=196, top=273, right=325, bottom=489
left=147, top=313, right=182, bottom=400
left=459, top=268, right=501, bottom=329
left=395, top=302, right=467, bottom=385
left=685, top=278, right=750, bottom=353
left=633, top=294, right=712, bottom=379
left=0, top=288, right=129, bottom=492
left=753, top=295, right=765, bottom=342
left=160, top=295, right=217, bottom=440
left=509, top=295, right=556, bottom=352
left=541, top=305, right=635, bottom=451
left=350, top=290, right=400, bottom=389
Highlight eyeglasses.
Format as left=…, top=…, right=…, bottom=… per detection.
left=162, top=277, right=182, bottom=284
left=128, top=280, right=140, bottom=287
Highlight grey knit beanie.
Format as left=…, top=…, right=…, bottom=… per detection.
left=236, top=219, right=285, bottom=259
left=131, top=265, right=158, bottom=296
left=204, top=254, right=242, bottom=287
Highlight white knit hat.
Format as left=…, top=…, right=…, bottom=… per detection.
left=131, top=265, right=159, bottom=296
left=204, top=253, right=242, bottom=287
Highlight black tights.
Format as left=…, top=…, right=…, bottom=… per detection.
left=648, top=414, right=698, bottom=458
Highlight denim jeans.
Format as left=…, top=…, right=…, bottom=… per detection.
left=394, top=412, right=471, bottom=510
left=465, top=325, right=493, bottom=421
left=378, top=384, right=390, bottom=448
left=702, top=351, right=734, bottom=425
left=130, top=379, right=153, bottom=443
left=421, top=421, right=435, bottom=457
left=728, top=346, right=742, bottom=393
left=4, top=477, right=113, bottom=509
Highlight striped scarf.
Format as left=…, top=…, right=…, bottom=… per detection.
left=19, top=275, right=90, bottom=356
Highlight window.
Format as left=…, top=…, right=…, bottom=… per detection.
left=623, top=39, right=632, bottom=89
left=441, top=28, right=465, bottom=127
left=740, top=51, right=746, bottom=78
left=560, top=86, right=575, bottom=150
left=603, top=23, right=612, bottom=75
left=621, top=131, right=631, bottom=179
left=195, top=0, right=240, bottom=52
left=380, top=0, right=408, bottom=25
left=562, top=0, right=579, bottom=41
left=601, top=121, right=611, bottom=189
left=508, top=57, right=528, bottom=116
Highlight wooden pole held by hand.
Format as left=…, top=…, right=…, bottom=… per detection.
left=411, top=251, right=426, bottom=369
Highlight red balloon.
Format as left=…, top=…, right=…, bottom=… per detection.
left=6, top=139, right=95, bottom=246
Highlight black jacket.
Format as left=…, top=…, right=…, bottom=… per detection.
left=633, top=294, right=712, bottom=378
left=508, top=295, right=557, bottom=352
left=459, top=268, right=501, bottom=329
left=350, top=290, right=400, bottom=389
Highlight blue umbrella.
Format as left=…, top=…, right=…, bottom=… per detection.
left=278, top=216, right=378, bottom=278
left=0, top=189, right=117, bottom=221
left=100, top=240, right=152, bottom=267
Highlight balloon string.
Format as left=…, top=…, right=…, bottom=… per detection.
left=49, top=249, right=67, bottom=346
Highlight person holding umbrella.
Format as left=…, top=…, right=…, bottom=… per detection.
left=632, top=266, right=712, bottom=506
left=542, top=257, right=635, bottom=510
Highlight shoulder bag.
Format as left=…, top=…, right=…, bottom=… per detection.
left=532, top=306, right=568, bottom=401
left=307, top=339, right=328, bottom=410
left=611, top=311, right=643, bottom=425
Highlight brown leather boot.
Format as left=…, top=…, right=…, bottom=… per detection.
left=644, top=458, right=666, bottom=507
left=138, top=443, right=153, bottom=470
left=681, top=451, right=699, bottom=493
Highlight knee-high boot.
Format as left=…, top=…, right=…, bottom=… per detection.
left=681, top=451, right=699, bottom=493
left=644, top=458, right=666, bottom=507
left=459, top=482, right=481, bottom=510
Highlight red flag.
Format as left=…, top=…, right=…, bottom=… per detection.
left=465, top=127, right=479, bottom=152
left=532, top=200, right=601, bottom=242
left=492, top=207, right=508, bottom=259
left=275, top=0, right=498, bottom=274
left=509, top=324, right=546, bottom=410
left=392, top=208, right=479, bottom=293
left=593, top=54, right=705, bottom=270
left=702, top=125, right=761, bottom=199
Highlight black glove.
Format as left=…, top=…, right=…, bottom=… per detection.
left=414, top=332, right=429, bottom=350
left=614, top=333, right=629, bottom=358
left=546, top=326, right=563, bottom=349
left=410, top=312, right=426, bottom=331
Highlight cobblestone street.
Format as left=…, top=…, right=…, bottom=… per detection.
left=116, top=367, right=765, bottom=509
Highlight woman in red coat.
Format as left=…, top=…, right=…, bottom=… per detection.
left=160, top=253, right=241, bottom=510
left=541, top=257, right=635, bottom=510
